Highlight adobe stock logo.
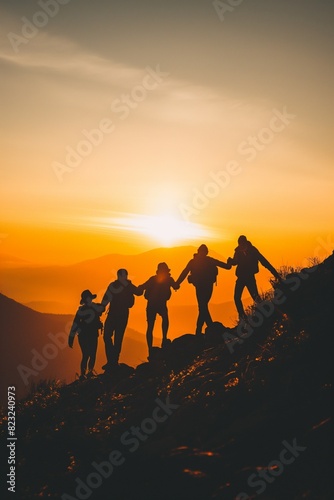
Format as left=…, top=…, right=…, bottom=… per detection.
left=61, top=397, right=179, bottom=500
left=7, top=0, right=72, bottom=54
left=17, top=328, right=71, bottom=386
left=52, top=65, right=169, bottom=183
left=179, top=107, right=296, bottom=222
left=236, top=438, right=307, bottom=499
left=213, top=0, right=244, bottom=22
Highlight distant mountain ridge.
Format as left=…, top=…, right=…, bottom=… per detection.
left=0, top=253, right=33, bottom=268
left=0, top=245, right=259, bottom=320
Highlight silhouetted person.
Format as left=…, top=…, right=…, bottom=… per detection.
left=68, top=290, right=103, bottom=380
left=101, top=269, right=142, bottom=370
left=176, top=244, right=231, bottom=335
left=228, top=235, right=281, bottom=321
left=139, top=262, right=179, bottom=355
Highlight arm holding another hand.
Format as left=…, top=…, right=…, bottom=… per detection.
left=212, top=257, right=232, bottom=270
left=175, top=261, right=192, bottom=286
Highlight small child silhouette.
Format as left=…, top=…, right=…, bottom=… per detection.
left=68, top=290, right=103, bottom=380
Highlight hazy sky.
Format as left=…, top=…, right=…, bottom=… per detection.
left=1, top=0, right=333, bottom=264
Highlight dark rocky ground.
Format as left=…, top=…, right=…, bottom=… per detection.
left=1, top=253, right=333, bottom=500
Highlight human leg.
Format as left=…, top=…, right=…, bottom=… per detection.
left=87, top=334, right=98, bottom=372
left=113, top=309, right=129, bottom=364
left=234, top=278, right=246, bottom=319
left=246, top=275, right=261, bottom=303
left=160, top=304, right=169, bottom=343
left=103, top=315, right=115, bottom=366
left=195, top=284, right=213, bottom=335
left=78, top=334, right=89, bottom=376
left=146, top=305, right=156, bottom=353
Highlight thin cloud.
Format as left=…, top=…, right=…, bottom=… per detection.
left=0, top=32, right=145, bottom=87
left=0, top=26, right=254, bottom=123
left=73, top=212, right=216, bottom=246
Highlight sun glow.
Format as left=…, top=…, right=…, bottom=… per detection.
left=92, top=213, right=212, bottom=246
left=131, top=214, right=211, bottom=246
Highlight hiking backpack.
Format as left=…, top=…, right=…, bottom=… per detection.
left=188, top=256, right=218, bottom=286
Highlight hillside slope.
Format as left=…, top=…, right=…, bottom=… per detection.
left=0, top=253, right=333, bottom=499
left=0, top=295, right=148, bottom=404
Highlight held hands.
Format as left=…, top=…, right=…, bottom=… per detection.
left=225, top=257, right=233, bottom=270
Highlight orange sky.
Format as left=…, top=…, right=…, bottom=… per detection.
left=0, top=1, right=333, bottom=270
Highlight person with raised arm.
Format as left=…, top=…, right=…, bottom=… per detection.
left=139, top=262, right=179, bottom=356
left=176, top=244, right=231, bottom=336
left=101, top=269, right=142, bottom=371
left=228, top=235, right=281, bottom=321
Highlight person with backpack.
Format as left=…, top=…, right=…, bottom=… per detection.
left=101, top=269, right=142, bottom=371
left=139, top=262, right=179, bottom=355
left=68, top=290, right=104, bottom=380
left=176, top=244, right=231, bottom=336
left=227, top=235, right=281, bottom=321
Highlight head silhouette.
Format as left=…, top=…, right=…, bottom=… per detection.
left=117, top=269, right=128, bottom=279
left=238, top=235, right=248, bottom=249
left=80, top=289, right=97, bottom=305
left=156, top=262, right=170, bottom=274
left=117, top=268, right=129, bottom=286
left=197, top=244, right=209, bottom=256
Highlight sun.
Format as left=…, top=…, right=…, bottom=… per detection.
left=130, top=214, right=210, bottom=246
left=96, top=212, right=212, bottom=247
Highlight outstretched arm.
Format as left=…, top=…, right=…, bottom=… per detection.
left=93, top=302, right=105, bottom=314
left=211, top=257, right=231, bottom=270
left=176, top=261, right=192, bottom=286
left=134, top=287, right=144, bottom=296
left=170, top=278, right=180, bottom=290
left=258, top=252, right=281, bottom=279
left=101, top=285, right=112, bottom=309
left=227, top=250, right=238, bottom=266
left=136, top=278, right=150, bottom=294
left=132, top=283, right=144, bottom=296
left=68, top=312, right=80, bottom=348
